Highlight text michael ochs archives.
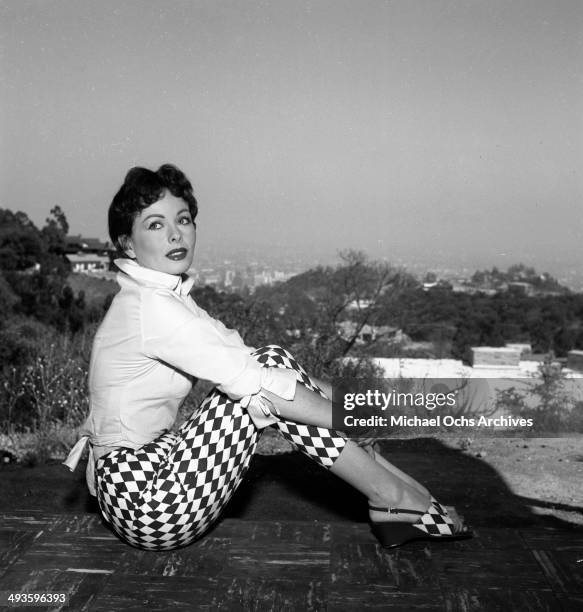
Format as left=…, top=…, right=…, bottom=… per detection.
left=333, top=387, right=534, bottom=433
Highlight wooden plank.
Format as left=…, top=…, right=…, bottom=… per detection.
left=0, top=567, right=59, bottom=594
left=449, top=526, right=528, bottom=551
left=0, top=529, right=40, bottom=576
left=195, top=520, right=331, bottom=584
left=330, top=523, right=441, bottom=590
left=520, top=528, right=583, bottom=551
left=111, top=521, right=331, bottom=610
left=116, top=538, right=232, bottom=578
left=431, top=549, right=551, bottom=590
left=210, top=518, right=332, bottom=546
left=0, top=568, right=95, bottom=609
left=441, top=586, right=562, bottom=612
left=556, top=593, right=583, bottom=611
left=2, top=514, right=583, bottom=610
left=222, top=539, right=328, bottom=577
left=93, top=573, right=327, bottom=612
left=214, top=576, right=327, bottom=611
left=116, top=526, right=330, bottom=581
left=0, top=569, right=113, bottom=612
left=50, top=513, right=110, bottom=536
left=331, top=539, right=440, bottom=590
left=0, top=511, right=63, bottom=531
left=532, top=550, right=583, bottom=594
left=88, top=574, right=220, bottom=612
left=7, top=531, right=131, bottom=574
left=328, top=585, right=445, bottom=611
left=53, top=570, right=113, bottom=612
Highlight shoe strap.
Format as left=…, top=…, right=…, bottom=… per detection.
left=368, top=504, right=426, bottom=516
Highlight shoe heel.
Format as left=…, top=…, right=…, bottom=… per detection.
left=370, top=522, right=419, bottom=549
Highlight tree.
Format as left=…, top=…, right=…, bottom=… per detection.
left=0, top=209, right=44, bottom=271
left=40, top=205, right=70, bottom=277
left=0, top=272, right=19, bottom=313
left=328, top=250, right=414, bottom=358
left=42, top=205, right=69, bottom=251
left=248, top=250, right=417, bottom=377
left=0, top=206, right=74, bottom=327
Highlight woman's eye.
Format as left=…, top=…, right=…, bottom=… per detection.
left=148, top=221, right=162, bottom=230
left=179, top=216, right=193, bottom=225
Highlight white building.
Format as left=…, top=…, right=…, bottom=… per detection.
left=342, top=345, right=583, bottom=423
left=66, top=253, right=110, bottom=274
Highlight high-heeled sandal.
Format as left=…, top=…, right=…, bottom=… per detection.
left=369, top=498, right=473, bottom=549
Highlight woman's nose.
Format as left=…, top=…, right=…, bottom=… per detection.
left=168, top=225, right=182, bottom=242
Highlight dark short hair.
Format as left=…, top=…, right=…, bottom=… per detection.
left=108, top=164, right=198, bottom=255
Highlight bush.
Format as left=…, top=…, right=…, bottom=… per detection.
left=495, top=358, right=583, bottom=433
left=0, top=329, right=89, bottom=462
left=0, top=316, right=56, bottom=368
left=0, top=422, right=80, bottom=465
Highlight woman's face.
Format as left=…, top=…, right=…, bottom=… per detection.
left=123, top=191, right=196, bottom=275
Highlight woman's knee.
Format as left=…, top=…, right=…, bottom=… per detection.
left=252, top=345, right=325, bottom=396
left=253, top=344, right=292, bottom=358
left=252, top=345, right=299, bottom=368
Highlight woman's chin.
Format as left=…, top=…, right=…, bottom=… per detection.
left=145, top=257, right=193, bottom=276
left=135, top=252, right=195, bottom=276
left=167, top=260, right=194, bottom=275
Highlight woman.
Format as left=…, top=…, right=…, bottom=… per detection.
left=64, top=163, right=471, bottom=551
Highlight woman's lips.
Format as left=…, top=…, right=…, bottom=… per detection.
left=166, top=248, right=188, bottom=261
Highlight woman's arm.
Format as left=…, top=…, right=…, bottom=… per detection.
left=312, top=377, right=333, bottom=399
left=143, top=294, right=265, bottom=398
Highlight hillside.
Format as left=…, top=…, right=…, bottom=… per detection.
left=66, top=272, right=118, bottom=306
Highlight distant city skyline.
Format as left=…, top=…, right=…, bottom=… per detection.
left=2, top=1, right=582, bottom=276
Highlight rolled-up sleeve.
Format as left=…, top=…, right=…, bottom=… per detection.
left=242, top=367, right=298, bottom=428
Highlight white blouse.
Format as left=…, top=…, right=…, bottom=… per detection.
left=64, top=258, right=296, bottom=494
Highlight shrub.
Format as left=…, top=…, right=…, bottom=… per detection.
left=495, top=358, right=583, bottom=433
left=0, top=316, right=56, bottom=368
left=0, top=330, right=89, bottom=462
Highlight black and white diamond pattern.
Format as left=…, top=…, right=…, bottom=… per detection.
left=412, top=498, right=456, bottom=536
left=253, top=345, right=327, bottom=397
left=276, top=421, right=346, bottom=468
left=95, top=344, right=348, bottom=551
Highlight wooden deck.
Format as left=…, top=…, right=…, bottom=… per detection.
left=1, top=511, right=582, bottom=610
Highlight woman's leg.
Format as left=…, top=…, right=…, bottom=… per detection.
left=96, top=390, right=261, bottom=551
left=162, top=390, right=261, bottom=538
left=360, top=441, right=430, bottom=497
left=273, top=418, right=430, bottom=522
left=254, top=346, right=468, bottom=537
left=96, top=432, right=185, bottom=549
left=253, top=346, right=431, bottom=522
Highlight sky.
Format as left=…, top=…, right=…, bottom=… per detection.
left=1, top=0, right=582, bottom=272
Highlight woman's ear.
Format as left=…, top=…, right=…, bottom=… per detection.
left=119, top=235, right=136, bottom=259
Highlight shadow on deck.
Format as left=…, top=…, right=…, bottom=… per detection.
left=1, top=509, right=583, bottom=611
left=2, top=437, right=583, bottom=609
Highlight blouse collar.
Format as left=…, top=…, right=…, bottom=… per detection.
left=114, top=258, right=195, bottom=297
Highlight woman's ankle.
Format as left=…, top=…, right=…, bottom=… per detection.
left=368, top=506, right=421, bottom=524
left=368, top=485, right=430, bottom=523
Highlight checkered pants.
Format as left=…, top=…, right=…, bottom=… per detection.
left=95, top=345, right=348, bottom=551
